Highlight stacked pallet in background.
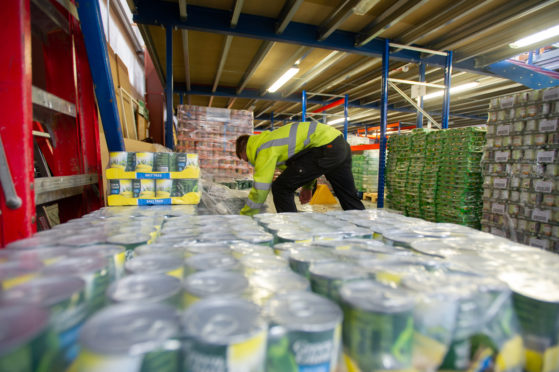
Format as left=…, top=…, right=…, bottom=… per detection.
left=386, top=133, right=411, bottom=213
left=175, top=105, right=253, bottom=179
left=386, top=128, right=485, bottom=228
left=351, top=150, right=379, bottom=193
left=482, top=87, right=559, bottom=251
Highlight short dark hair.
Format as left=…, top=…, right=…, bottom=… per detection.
left=236, top=135, right=250, bottom=159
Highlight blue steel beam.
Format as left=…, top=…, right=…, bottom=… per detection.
left=301, top=91, right=307, bottom=121
left=165, top=26, right=174, bottom=149
left=442, top=51, right=453, bottom=129
left=176, top=84, right=487, bottom=121
left=76, top=0, right=124, bottom=151
left=377, top=39, right=389, bottom=209
left=132, top=1, right=481, bottom=73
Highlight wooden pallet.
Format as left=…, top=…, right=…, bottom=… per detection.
left=363, top=192, right=378, bottom=202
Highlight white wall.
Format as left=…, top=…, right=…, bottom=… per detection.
left=98, top=0, right=145, bottom=96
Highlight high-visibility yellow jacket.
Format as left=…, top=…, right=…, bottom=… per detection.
left=240, top=122, right=341, bottom=216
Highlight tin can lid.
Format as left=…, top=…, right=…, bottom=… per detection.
left=239, top=232, right=274, bottom=244
left=125, top=254, right=182, bottom=275
left=276, top=230, right=315, bottom=242
left=249, top=270, right=309, bottom=293
left=314, top=239, right=390, bottom=253
left=240, top=254, right=287, bottom=270
left=5, top=236, right=56, bottom=250
left=382, top=230, right=424, bottom=245
left=70, top=244, right=125, bottom=259
left=107, top=274, right=181, bottom=304
left=8, top=246, right=70, bottom=262
left=107, top=233, right=151, bottom=245
left=182, top=297, right=267, bottom=344
left=134, top=243, right=185, bottom=257
left=340, top=279, right=415, bottom=313
left=288, top=248, right=338, bottom=265
left=309, top=261, right=369, bottom=281
left=59, top=234, right=108, bottom=247
left=499, top=270, right=559, bottom=303
left=230, top=243, right=274, bottom=256
left=0, top=260, right=44, bottom=282
left=42, top=256, right=107, bottom=276
left=1, top=276, right=85, bottom=307
left=80, top=303, right=180, bottom=354
left=265, top=291, right=342, bottom=331
left=184, top=270, right=248, bottom=298
left=184, top=243, right=231, bottom=256
left=0, top=305, right=49, bottom=356
left=185, top=253, right=240, bottom=272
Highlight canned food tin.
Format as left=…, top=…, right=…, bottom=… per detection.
left=265, top=291, right=343, bottom=372
left=185, top=253, right=240, bottom=275
left=70, top=244, right=126, bottom=280
left=109, top=179, right=134, bottom=198
left=59, top=233, right=109, bottom=247
left=340, top=280, right=415, bottom=372
left=106, top=233, right=152, bottom=258
left=0, top=305, right=56, bottom=372
left=288, top=248, right=338, bottom=278
left=156, top=179, right=173, bottom=198
left=7, top=246, right=69, bottom=265
left=75, top=303, right=181, bottom=372
left=135, top=243, right=185, bottom=258
left=107, top=273, right=182, bottom=308
left=125, top=254, right=184, bottom=279
left=154, top=152, right=171, bottom=172
left=135, top=152, right=154, bottom=172
left=248, top=270, right=310, bottom=305
left=182, top=297, right=268, bottom=372
left=183, top=243, right=231, bottom=257
left=230, top=243, right=275, bottom=259
left=272, top=242, right=311, bottom=258
left=1, top=276, right=87, bottom=365
left=42, top=256, right=110, bottom=314
left=133, top=179, right=156, bottom=198
left=0, top=260, right=43, bottom=290
left=309, top=262, right=369, bottom=303
left=183, top=270, right=248, bottom=307
left=109, top=151, right=136, bottom=171
left=241, top=254, right=289, bottom=276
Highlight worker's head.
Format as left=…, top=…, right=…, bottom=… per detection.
left=235, top=135, right=250, bottom=162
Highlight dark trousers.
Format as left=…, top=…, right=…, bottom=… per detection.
left=272, top=135, right=365, bottom=213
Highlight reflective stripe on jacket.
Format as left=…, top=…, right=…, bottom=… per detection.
left=240, top=122, right=341, bottom=216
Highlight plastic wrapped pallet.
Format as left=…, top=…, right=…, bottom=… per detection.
left=482, top=87, right=559, bottom=251
left=175, top=105, right=253, bottom=179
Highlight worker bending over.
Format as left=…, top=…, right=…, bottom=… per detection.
left=235, top=121, right=365, bottom=216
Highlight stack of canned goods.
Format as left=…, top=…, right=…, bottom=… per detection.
left=1, top=207, right=559, bottom=372
left=483, top=87, right=559, bottom=251
left=109, top=151, right=198, bottom=173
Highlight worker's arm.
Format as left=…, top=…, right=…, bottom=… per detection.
left=240, top=153, right=278, bottom=216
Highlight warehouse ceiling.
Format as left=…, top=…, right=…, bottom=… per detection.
left=128, top=0, right=559, bottom=132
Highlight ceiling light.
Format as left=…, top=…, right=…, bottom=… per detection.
left=267, top=67, right=299, bottom=93
left=328, top=117, right=350, bottom=125
left=353, top=0, right=381, bottom=15
left=510, top=24, right=559, bottom=49
left=423, top=82, right=480, bottom=100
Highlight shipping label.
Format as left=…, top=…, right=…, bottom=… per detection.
left=534, top=180, right=553, bottom=193
left=537, top=151, right=555, bottom=163
left=492, top=203, right=506, bottom=214
left=496, top=124, right=511, bottom=136
left=543, top=87, right=559, bottom=101
left=493, top=178, right=508, bottom=189
left=529, top=237, right=550, bottom=250
left=532, top=208, right=551, bottom=223
left=500, top=96, right=515, bottom=108
left=495, top=151, right=510, bottom=163
left=539, top=118, right=558, bottom=132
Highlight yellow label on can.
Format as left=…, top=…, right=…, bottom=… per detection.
left=72, top=349, right=142, bottom=372
left=228, top=329, right=267, bottom=371
left=412, top=332, right=447, bottom=371
left=183, top=292, right=200, bottom=308
left=2, top=272, right=37, bottom=290
left=167, top=267, right=184, bottom=280
left=114, top=252, right=126, bottom=279
left=135, top=153, right=154, bottom=172
left=495, top=335, right=524, bottom=372
left=376, top=271, right=402, bottom=285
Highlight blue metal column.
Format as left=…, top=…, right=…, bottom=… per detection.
left=165, top=27, right=174, bottom=149
left=442, top=51, right=453, bottom=129
left=270, top=112, right=274, bottom=130
left=179, top=93, right=183, bottom=105
left=416, top=62, right=425, bottom=128
left=343, top=94, right=348, bottom=139
left=76, top=0, right=124, bottom=151
left=377, top=39, right=389, bottom=208
left=302, top=90, right=307, bottom=121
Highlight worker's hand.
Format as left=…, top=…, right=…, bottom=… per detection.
left=299, top=188, right=312, bottom=204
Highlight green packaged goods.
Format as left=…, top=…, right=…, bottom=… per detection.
left=309, top=261, right=369, bottom=303
left=264, top=291, right=343, bottom=372
left=106, top=273, right=182, bottom=308
left=132, top=179, right=156, bottom=198
left=74, top=303, right=181, bottom=372
left=69, top=244, right=126, bottom=280
left=154, top=152, right=171, bottom=172
left=42, top=256, right=110, bottom=314
left=135, top=152, right=155, bottom=172
left=340, top=280, right=415, bottom=372
left=0, top=305, right=59, bottom=372
left=183, top=270, right=248, bottom=307
left=124, top=254, right=184, bottom=279
left=1, top=276, right=87, bottom=367
left=109, top=179, right=133, bottom=198
left=288, top=248, right=338, bottom=278
left=109, top=152, right=136, bottom=171
left=182, top=298, right=268, bottom=372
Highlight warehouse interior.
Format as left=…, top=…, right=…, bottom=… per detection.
left=1, top=0, right=559, bottom=371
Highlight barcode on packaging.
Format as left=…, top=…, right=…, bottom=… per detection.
left=543, top=87, right=559, bottom=101
left=539, top=118, right=558, bottom=132
left=496, top=125, right=511, bottom=136
left=495, top=151, right=510, bottom=162
left=492, top=203, right=506, bottom=214
left=500, top=96, right=515, bottom=108
left=529, top=237, right=549, bottom=250
left=534, top=180, right=553, bottom=193
left=532, top=208, right=551, bottom=223
left=537, top=151, right=555, bottom=163
left=493, top=178, right=508, bottom=189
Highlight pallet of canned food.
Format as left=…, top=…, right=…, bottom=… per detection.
left=482, top=86, right=559, bottom=251
left=2, top=207, right=559, bottom=372
left=107, top=151, right=201, bottom=205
